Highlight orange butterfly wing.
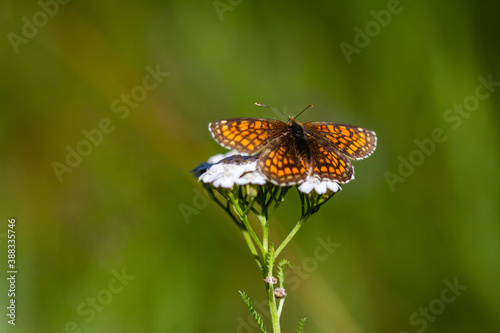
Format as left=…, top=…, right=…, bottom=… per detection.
left=209, top=118, right=286, bottom=154
left=304, top=122, right=377, bottom=159
left=258, top=135, right=308, bottom=186
left=306, top=136, right=354, bottom=183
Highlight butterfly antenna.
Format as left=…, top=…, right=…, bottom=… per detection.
left=294, top=105, right=313, bottom=120
left=254, top=103, right=289, bottom=118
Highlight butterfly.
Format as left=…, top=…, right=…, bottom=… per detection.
left=209, top=104, right=377, bottom=186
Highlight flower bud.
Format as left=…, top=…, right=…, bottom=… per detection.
left=274, top=287, right=287, bottom=298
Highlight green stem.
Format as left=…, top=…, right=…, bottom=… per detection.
left=260, top=215, right=269, bottom=252
left=274, top=216, right=309, bottom=258
left=217, top=190, right=263, bottom=270
left=265, top=256, right=280, bottom=333
left=208, top=188, right=243, bottom=228
left=277, top=298, right=285, bottom=318
left=242, top=196, right=256, bottom=216
left=241, top=214, right=264, bottom=255
left=212, top=185, right=325, bottom=333
left=268, top=286, right=280, bottom=332
left=240, top=227, right=263, bottom=271
left=267, top=187, right=286, bottom=223
left=228, top=192, right=265, bottom=255
left=261, top=188, right=284, bottom=254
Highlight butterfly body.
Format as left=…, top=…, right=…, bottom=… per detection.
left=209, top=114, right=376, bottom=186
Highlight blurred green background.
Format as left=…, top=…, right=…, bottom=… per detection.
left=1, top=1, right=499, bottom=332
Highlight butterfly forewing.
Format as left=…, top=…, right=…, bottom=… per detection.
left=209, top=118, right=286, bottom=154
left=304, top=122, right=377, bottom=159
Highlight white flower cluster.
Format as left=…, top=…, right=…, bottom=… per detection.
left=297, top=175, right=341, bottom=195
left=199, top=152, right=267, bottom=188
left=198, top=151, right=342, bottom=195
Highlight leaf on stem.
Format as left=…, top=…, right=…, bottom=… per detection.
left=238, top=291, right=268, bottom=333
left=265, top=245, right=275, bottom=272
left=296, top=317, right=307, bottom=333
left=277, top=259, right=290, bottom=288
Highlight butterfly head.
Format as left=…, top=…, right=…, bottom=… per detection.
left=286, top=116, right=305, bottom=139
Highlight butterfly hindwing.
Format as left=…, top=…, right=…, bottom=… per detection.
left=258, top=135, right=308, bottom=186
left=306, top=136, right=354, bottom=183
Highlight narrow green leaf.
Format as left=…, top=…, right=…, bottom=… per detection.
left=277, top=259, right=290, bottom=288
left=296, top=317, right=307, bottom=333
left=265, top=245, right=275, bottom=272
left=238, top=291, right=268, bottom=333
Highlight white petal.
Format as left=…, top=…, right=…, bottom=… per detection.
left=326, top=181, right=341, bottom=193
left=216, top=176, right=236, bottom=188
left=243, top=160, right=258, bottom=172
left=199, top=164, right=225, bottom=183
left=298, top=181, right=314, bottom=194
left=234, top=171, right=268, bottom=185
left=298, top=175, right=342, bottom=194
left=314, top=182, right=327, bottom=195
